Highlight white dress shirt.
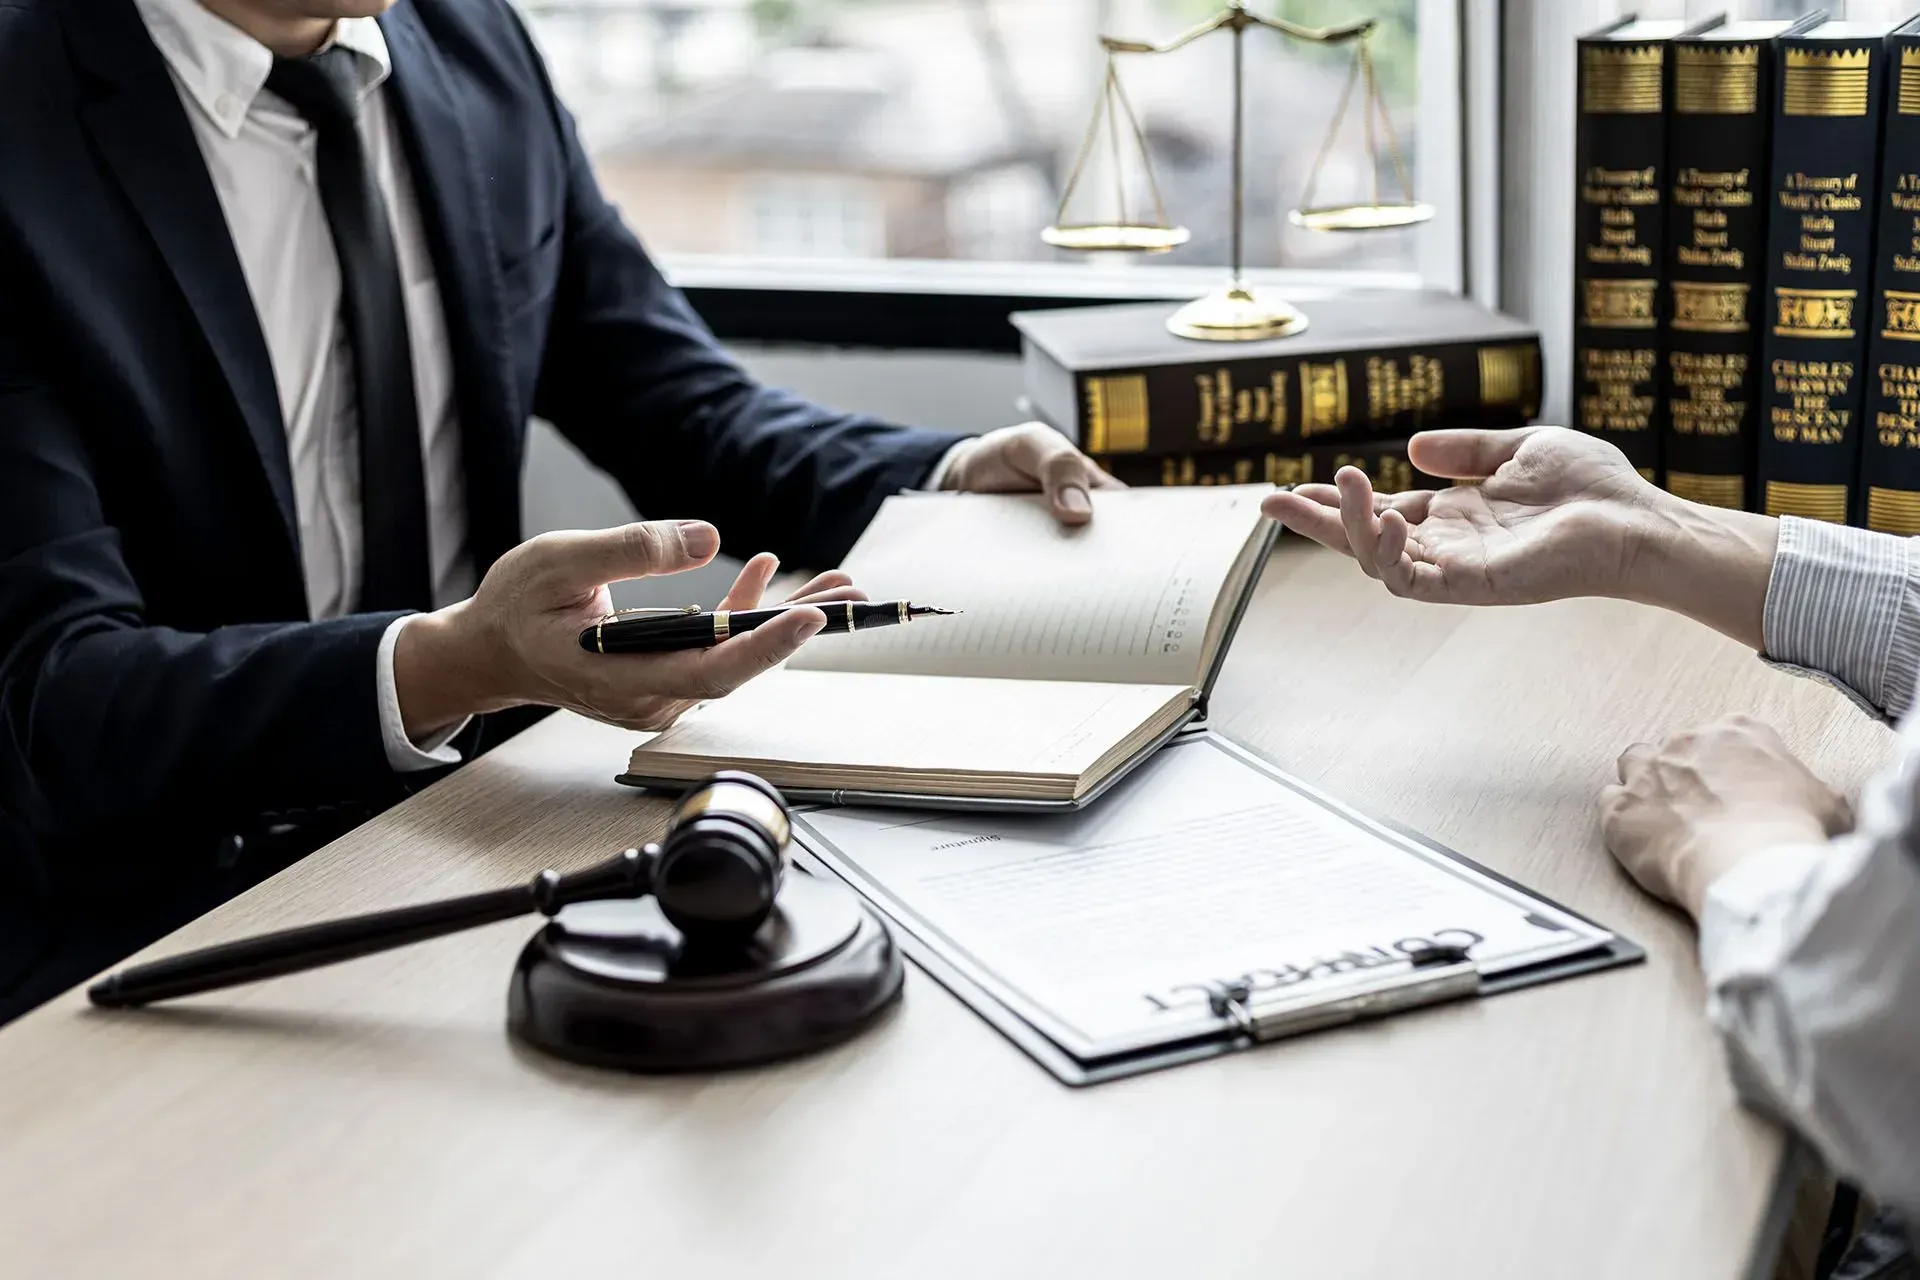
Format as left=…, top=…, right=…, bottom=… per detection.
left=133, top=0, right=471, bottom=770
left=1704, top=515, right=1920, bottom=1220
left=131, top=0, right=967, bottom=775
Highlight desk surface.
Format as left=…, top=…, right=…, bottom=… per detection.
left=0, top=542, right=1893, bottom=1280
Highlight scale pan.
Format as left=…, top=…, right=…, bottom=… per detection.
left=1042, top=223, right=1191, bottom=253
left=1290, top=202, right=1435, bottom=232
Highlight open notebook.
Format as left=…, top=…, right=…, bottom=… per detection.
left=617, top=484, right=1277, bottom=809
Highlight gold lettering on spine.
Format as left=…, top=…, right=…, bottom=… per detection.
left=1765, top=480, right=1848, bottom=522
left=1299, top=361, right=1349, bottom=437
left=1774, top=288, right=1858, bottom=339
left=1675, top=44, right=1760, bottom=114
left=1901, top=47, right=1920, bottom=115
left=1666, top=471, right=1746, bottom=508
left=1083, top=374, right=1149, bottom=453
left=1672, top=282, right=1749, bottom=333
left=1478, top=345, right=1538, bottom=410
left=1364, top=354, right=1443, bottom=421
left=1884, top=291, right=1920, bottom=341
left=1783, top=47, right=1872, bottom=117
left=1580, top=347, right=1657, bottom=434
left=1584, top=279, right=1657, bottom=329
left=1582, top=45, right=1663, bottom=114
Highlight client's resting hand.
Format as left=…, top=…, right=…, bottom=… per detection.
left=1259, top=426, right=1779, bottom=649
left=1601, top=714, right=1853, bottom=917
left=395, top=520, right=862, bottom=738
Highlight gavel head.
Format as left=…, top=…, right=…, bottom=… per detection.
left=653, top=771, right=791, bottom=949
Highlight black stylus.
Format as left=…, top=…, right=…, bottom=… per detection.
left=580, top=600, right=955, bottom=654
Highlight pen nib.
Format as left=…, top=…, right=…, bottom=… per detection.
left=909, top=605, right=958, bottom=617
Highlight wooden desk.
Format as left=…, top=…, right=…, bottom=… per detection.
left=0, top=542, right=1894, bottom=1279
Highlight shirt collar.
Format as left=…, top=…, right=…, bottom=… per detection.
left=132, top=0, right=393, bottom=140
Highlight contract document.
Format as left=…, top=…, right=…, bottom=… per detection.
left=793, top=733, right=1641, bottom=1084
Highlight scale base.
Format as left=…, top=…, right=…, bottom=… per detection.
left=1167, top=283, right=1309, bottom=342
left=507, top=874, right=902, bottom=1073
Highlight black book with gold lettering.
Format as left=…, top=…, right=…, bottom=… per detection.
left=1662, top=17, right=1823, bottom=511
left=1857, top=17, right=1920, bottom=534
left=1574, top=17, right=1698, bottom=481
left=1011, top=293, right=1539, bottom=458
left=1755, top=18, right=1896, bottom=524
left=1094, top=439, right=1446, bottom=492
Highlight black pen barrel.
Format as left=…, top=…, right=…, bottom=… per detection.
left=586, top=601, right=929, bottom=654
left=87, top=884, right=537, bottom=1008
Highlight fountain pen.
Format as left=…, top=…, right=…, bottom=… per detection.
left=581, top=601, right=957, bottom=654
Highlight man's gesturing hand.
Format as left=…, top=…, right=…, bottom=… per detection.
left=395, top=520, right=861, bottom=739
left=1599, top=715, right=1853, bottom=918
left=941, top=421, right=1124, bottom=526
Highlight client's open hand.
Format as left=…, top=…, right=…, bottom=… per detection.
left=1260, top=427, right=1659, bottom=605
left=395, top=521, right=864, bottom=737
left=1600, top=714, right=1853, bottom=918
left=941, top=422, right=1124, bottom=526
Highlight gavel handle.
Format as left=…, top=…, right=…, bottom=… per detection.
left=88, top=849, right=654, bottom=1009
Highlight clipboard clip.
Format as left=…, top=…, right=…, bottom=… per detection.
left=1204, top=944, right=1481, bottom=1044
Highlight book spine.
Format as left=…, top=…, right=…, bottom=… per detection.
left=1859, top=37, right=1920, bottom=535
left=1573, top=35, right=1671, bottom=481
left=1755, top=37, right=1887, bottom=524
left=1661, top=38, right=1775, bottom=512
left=1072, top=338, right=1540, bottom=456
left=1095, top=440, right=1447, bottom=491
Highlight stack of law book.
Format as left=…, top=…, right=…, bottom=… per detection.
left=1572, top=12, right=1920, bottom=531
left=618, top=485, right=1276, bottom=809
left=1013, top=291, right=1542, bottom=493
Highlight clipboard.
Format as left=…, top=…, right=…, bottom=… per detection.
left=616, top=520, right=1281, bottom=814
left=788, top=731, right=1645, bottom=1087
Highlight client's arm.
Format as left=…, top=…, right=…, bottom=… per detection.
left=1263, top=426, right=1917, bottom=720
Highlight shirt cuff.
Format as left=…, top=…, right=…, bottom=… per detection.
left=922, top=438, right=977, bottom=491
left=376, top=615, right=469, bottom=773
left=1697, top=841, right=1829, bottom=990
left=1761, top=516, right=1920, bottom=721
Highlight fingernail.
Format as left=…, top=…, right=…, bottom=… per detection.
left=1060, top=485, right=1092, bottom=515
left=795, top=608, right=827, bottom=639
left=676, top=521, right=719, bottom=559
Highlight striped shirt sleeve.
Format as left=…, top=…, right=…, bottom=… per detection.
left=1760, top=516, right=1920, bottom=723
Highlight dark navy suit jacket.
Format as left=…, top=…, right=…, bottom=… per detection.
left=0, top=0, right=961, bottom=1014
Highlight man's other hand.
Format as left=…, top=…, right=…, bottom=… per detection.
left=394, top=520, right=864, bottom=738
left=940, top=422, right=1123, bottom=526
left=1599, top=714, right=1854, bottom=918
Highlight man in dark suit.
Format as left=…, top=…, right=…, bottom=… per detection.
left=0, top=0, right=1115, bottom=1019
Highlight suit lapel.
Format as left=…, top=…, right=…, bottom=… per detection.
left=380, top=3, right=524, bottom=570
left=62, top=0, right=299, bottom=550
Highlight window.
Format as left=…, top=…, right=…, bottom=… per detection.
left=514, top=0, right=1455, bottom=289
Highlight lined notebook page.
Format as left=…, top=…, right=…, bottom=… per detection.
left=629, top=670, right=1191, bottom=785
left=789, top=486, right=1271, bottom=686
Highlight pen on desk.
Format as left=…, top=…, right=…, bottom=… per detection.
left=580, top=601, right=958, bottom=654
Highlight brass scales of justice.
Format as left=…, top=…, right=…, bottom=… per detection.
left=1042, top=1, right=1433, bottom=342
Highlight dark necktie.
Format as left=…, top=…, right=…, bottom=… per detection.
left=266, top=49, right=433, bottom=613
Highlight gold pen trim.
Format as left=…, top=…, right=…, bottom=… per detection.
left=714, top=611, right=730, bottom=642
left=846, top=601, right=857, bottom=632
left=898, top=600, right=908, bottom=625
left=595, top=622, right=605, bottom=653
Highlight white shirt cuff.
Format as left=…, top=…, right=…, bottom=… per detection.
left=1696, top=841, right=1829, bottom=990
left=922, top=438, right=977, bottom=491
left=377, top=615, right=469, bottom=772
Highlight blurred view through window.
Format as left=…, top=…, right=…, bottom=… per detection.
left=513, top=0, right=1425, bottom=274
